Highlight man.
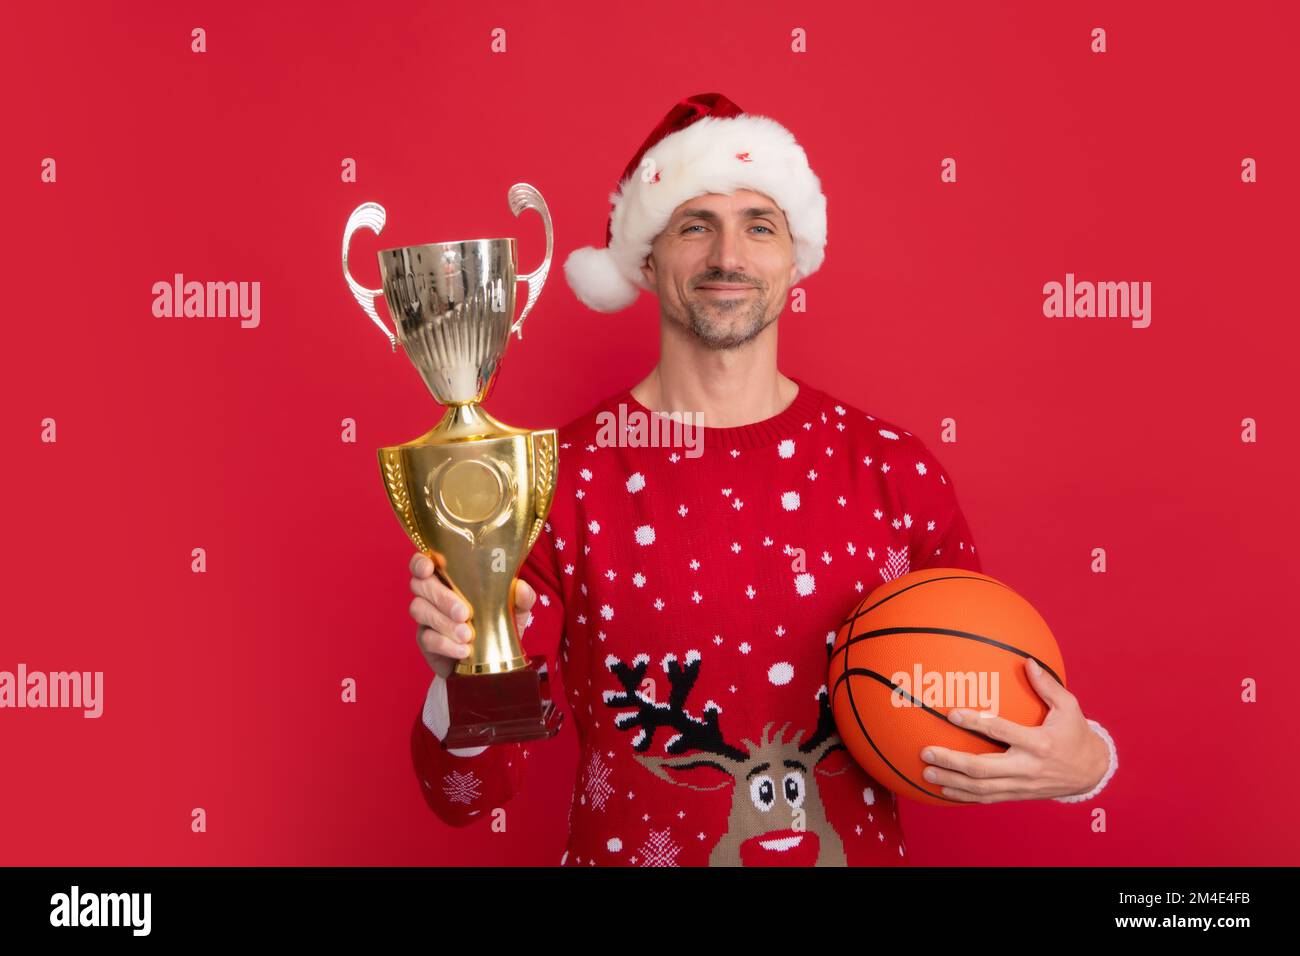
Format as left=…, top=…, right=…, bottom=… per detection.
left=407, top=93, right=1117, bottom=866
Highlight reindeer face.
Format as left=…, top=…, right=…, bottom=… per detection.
left=604, top=650, right=851, bottom=866
left=736, top=727, right=826, bottom=865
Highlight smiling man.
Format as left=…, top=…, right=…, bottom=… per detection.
left=649, top=196, right=792, bottom=350
left=406, top=92, right=1118, bottom=866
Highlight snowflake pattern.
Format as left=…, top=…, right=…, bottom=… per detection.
left=441, top=769, right=482, bottom=805
left=583, top=750, right=616, bottom=812
left=881, top=546, right=911, bottom=582
left=637, top=827, right=683, bottom=867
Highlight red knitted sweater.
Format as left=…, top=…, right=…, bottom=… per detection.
left=410, top=375, right=983, bottom=866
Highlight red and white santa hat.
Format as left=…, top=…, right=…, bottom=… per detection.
left=563, top=92, right=828, bottom=313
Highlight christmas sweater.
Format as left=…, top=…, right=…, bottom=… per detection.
left=410, top=375, right=1114, bottom=866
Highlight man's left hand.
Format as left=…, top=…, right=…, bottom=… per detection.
left=918, top=656, right=1109, bottom=803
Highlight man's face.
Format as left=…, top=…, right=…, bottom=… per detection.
left=640, top=189, right=798, bottom=351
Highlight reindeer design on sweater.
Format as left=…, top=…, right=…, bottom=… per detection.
left=602, top=648, right=853, bottom=866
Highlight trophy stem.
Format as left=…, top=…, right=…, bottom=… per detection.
left=453, top=585, right=530, bottom=676
left=427, top=402, right=528, bottom=443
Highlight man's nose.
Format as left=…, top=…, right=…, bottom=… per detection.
left=705, top=228, right=747, bottom=276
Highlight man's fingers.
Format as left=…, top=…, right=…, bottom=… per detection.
left=515, top=579, right=537, bottom=611
left=925, top=764, right=1034, bottom=801
left=946, top=708, right=1038, bottom=751
left=932, top=781, right=1027, bottom=803
left=410, top=554, right=472, bottom=680
left=1025, top=655, right=1076, bottom=711
left=408, top=595, right=472, bottom=642
left=513, top=580, right=537, bottom=636
left=410, top=573, right=471, bottom=624
left=417, top=625, right=470, bottom=662
left=920, top=744, right=1032, bottom=781
left=408, top=552, right=473, bottom=621
left=409, top=560, right=542, bottom=660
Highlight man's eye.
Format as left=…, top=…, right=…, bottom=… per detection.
left=682, top=224, right=773, bottom=234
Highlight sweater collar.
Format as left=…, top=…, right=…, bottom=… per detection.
left=610, top=375, right=825, bottom=451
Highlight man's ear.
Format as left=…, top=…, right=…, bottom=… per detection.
left=640, top=251, right=655, bottom=287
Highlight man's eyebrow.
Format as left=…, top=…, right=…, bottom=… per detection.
left=677, top=206, right=782, bottom=222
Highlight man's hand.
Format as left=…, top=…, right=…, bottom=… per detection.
left=408, top=551, right=538, bottom=680
left=918, top=656, right=1110, bottom=803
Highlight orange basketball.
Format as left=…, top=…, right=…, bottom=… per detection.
left=828, top=568, right=1066, bottom=807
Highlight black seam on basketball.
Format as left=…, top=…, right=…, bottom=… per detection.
left=833, top=667, right=969, bottom=804
left=830, top=626, right=1065, bottom=688
left=843, top=574, right=1009, bottom=631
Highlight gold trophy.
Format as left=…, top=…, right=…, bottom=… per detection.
left=341, top=183, right=563, bottom=749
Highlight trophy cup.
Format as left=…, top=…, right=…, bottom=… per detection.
left=341, top=183, right=563, bottom=750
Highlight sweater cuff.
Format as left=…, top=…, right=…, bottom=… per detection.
left=1053, top=718, right=1117, bottom=803
left=421, top=674, right=489, bottom=758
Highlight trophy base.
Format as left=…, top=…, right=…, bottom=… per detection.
left=441, top=654, right=565, bottom=749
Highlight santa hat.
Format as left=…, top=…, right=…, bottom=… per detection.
left=563, top=92, right=828, bottom=313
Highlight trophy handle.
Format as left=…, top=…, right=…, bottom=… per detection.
left=342, top=201, right=398, bottom=353
left=506, top=183, right=553, bottom=340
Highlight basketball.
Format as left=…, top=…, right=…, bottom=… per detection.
left=828, top=568, right=1067, bottom=806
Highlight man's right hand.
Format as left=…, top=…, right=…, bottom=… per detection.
left=408, top=551, right=538, bottom=679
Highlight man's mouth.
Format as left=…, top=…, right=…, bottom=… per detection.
left=697, top=283, right=756, bottom=295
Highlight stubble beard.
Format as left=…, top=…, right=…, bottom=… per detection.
left=674, top=287, right=776, bottom=351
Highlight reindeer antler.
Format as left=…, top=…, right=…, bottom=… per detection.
left=798, top=683, right=845, bottom=759
left=603, top=650, right=749, bottom=761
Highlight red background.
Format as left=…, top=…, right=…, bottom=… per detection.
left=3, top=1, right=1297, bottom=865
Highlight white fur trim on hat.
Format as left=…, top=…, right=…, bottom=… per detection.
left=564, top=113, right=827, bottom=313
left=562, top=244, right=641, bottom=313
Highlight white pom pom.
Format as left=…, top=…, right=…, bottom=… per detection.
left=564, top=245, right=641, bottom=313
